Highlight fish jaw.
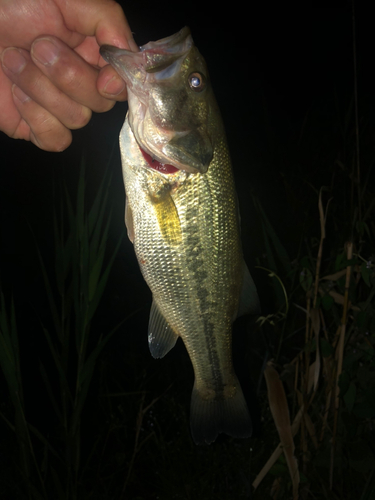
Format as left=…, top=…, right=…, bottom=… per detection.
left=100, top=27, right=214, bottom=174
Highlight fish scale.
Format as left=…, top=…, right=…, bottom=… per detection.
left=100, top=27, right=260, bottom=444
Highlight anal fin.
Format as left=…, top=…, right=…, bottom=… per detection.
left=148, top=299, right=179, bottom=358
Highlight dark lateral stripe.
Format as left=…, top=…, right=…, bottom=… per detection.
left=204, top=319, right=225, bottom=395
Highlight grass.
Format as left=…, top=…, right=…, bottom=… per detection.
left=1, top=161, right=124, bottom=499
left=1, top=109, right=374, bottom=498
left=1, top=9, right=375, bottom=499
left=250, top=187, right=375, bottom=499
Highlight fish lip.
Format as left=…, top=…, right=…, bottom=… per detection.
left=136, top=139, right=206, bottom=174
left=160, top=147, right=210, bottom=174
left=139, top=26, right=192, bottom=54
left=99, top=44, right=139, bottom=67
left=99, top=27, right=192, bottom=84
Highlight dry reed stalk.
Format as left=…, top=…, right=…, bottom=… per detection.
left=318, top=305, right=336, bottom=444
left=253, top=405, right=304, bottom=491
left=319, top=357, right=334, bottom=443
left=329, top=241, right=353, bottom=490
left=263, top=362, right=300, bottom=500
left=271, top=477, right=282, bottom=499
left=301, top=294, right=311, bottom=471
left=300, top=191, right=329, bottom=473
left=319, top=389, right=332, bottom=443
left=303, top=411, right=318, bottom=450
left=314, top=190, right=328, bottom=307
left=310, top=308, right=321, bottom=394
left=319, top=308, right=329, bottom=343
left=294, top=357, right=299, bottom=395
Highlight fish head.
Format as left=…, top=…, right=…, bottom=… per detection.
left=100, top=27, right=215, bottom=174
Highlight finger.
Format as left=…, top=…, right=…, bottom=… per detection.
left=96, top=64, right=129, bottom=100
left=0, top=65, right=19, bottom=136
left=70, top=36, right=128, bottom=100
left=0, top=1, right=85, bottom=52
left=2, top=46, right=93, bottom=128
left=55, top=0, right=137, bottom=51
left=31, top=36, right=127, bottom=106
left=11, top=84, right=72, bottom=152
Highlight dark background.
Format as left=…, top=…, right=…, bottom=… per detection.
left=1, top=2, right=375, bottom=497
left=2, top=4, right=370, bottom=309
left=2, top=5, right=373, bottom=316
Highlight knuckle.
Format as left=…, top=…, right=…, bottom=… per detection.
left=97, top=98, right=116, bottom=113
left=110, top=2, right=126, bottom=19
left=70, top=106, right=92, bottom=129
left=35, top=128, right=72, bottom=152
left=60, top=64, right=82, bottom=90
left=10, top=121, right=29, bottom=141
left=31, top=115, right=71, bottom=152
left=29, top=73, right=45, bottom=95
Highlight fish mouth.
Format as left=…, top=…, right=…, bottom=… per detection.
left=138, top=142, right=210, bottom=175
left=100, top=27, right=212, bottom=174
left=135, top=127, right=212, bottom=175
left=99, top=27, right=193, bottom=99
left=139, top=147, right=179, bottom=175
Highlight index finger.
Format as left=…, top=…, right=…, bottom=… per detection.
left=55, top=0, right=137, bottom=52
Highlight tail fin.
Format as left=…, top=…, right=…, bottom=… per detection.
left=190, top=380, right=252, bottom=445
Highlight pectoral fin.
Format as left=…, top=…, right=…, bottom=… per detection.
left=148, top=299, right=179, bottom=358
left=125, top=197, right=134, bottom=243
left=237, top=262, right=261, bottom=317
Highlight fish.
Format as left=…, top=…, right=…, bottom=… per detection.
left=100, top=27, right=260, bottom=444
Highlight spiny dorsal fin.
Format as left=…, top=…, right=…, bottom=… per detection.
left=148, top=299, right=179, bottom=358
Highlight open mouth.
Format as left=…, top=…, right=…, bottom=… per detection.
left=139, top=147, right=179, bottom=174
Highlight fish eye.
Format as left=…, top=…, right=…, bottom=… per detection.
left=188, top=72, right=206, bottom=92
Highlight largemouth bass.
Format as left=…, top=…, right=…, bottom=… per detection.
left=100, top=27, right=260, bottom=444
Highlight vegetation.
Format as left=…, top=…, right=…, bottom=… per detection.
left=1, top=11, right=375, bottom=500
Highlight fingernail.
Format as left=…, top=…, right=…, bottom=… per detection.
left=2, top=48, right=26, bottom=74
left=32, top=39, right=60, bottom=65
left=13, top=84, right=30, bottom=103
left=103, top=75, right=125, bottom=95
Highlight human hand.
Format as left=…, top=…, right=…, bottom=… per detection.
left=0, top=0, right=136, bottom=151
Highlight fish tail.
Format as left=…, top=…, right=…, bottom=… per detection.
left=190, top=379, right=252, bottom=445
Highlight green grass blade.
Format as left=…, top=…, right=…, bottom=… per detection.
left=40, top=325, right=73, bottom=408
left=30, top=229, right=62, bottom=341
left=39, top=361, right=63, bottom=423
left=88, top=210, right=113, bottom=303
left=0, top=408, right=16, bottom=432
left=88, top=231, right=124, bottom=322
